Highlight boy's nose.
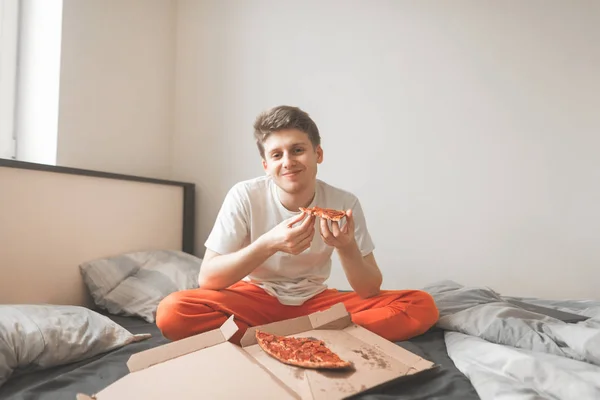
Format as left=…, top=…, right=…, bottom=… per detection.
left=282, top=154, right=294, bottom=167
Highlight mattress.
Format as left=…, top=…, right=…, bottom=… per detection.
left=0, top=313, right=479, bottom=400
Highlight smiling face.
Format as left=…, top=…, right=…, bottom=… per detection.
left=262, top=129, right=323, bottom=196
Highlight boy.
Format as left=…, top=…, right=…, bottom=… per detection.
left=156, top=106, right=439, bottom=345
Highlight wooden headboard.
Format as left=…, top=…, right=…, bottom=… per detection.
left=0, top=159, right=195, bottom=307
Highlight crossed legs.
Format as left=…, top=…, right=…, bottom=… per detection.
left=156, top=281, right=439, bottom=345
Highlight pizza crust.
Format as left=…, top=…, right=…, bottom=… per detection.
left=255, top=330, right=353, bottom=370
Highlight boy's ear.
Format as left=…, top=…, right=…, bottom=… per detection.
left=316, top=145, right=323, bottom=164
left=262, top=158, right=268, bottom=173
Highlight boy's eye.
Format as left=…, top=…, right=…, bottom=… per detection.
left=294, top=148, right=304, bottom=153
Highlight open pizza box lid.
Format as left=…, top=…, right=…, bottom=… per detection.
left=77, top=303, right=436, bottom=400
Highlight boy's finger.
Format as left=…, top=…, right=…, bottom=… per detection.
left=299, top=225, right=315, bottom=242
left=320, top=217, right=331, bottom=239
left=331, top=221, right=341, bottom=237
left=286, top=212, right=307, bottom=228
left=296, top=234, right=313, bottom=252
left=345, top=209, right=354, bottom=231
left=299, top=213, right=315, bottom=230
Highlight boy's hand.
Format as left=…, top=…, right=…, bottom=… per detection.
left=319, top=209, right=356, bottom=250
left=262, top=212, right=316, bottom=255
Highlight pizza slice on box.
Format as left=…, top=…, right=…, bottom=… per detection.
left=299, top=206, right=347, bottom=222
left=255, top=330, right=353, bottom=370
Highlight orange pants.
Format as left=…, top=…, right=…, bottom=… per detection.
left=156, top=281, right=439, bottom=345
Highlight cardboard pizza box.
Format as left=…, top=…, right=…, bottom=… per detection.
left=77, top=303, right=436, bottom=400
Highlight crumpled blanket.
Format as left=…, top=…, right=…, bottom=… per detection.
left=422, top=280, right=600, bottom=400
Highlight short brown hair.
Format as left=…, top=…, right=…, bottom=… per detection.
left=253, top=105, right=321, bottom=158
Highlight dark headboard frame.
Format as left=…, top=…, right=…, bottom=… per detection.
left=0, top=158, right=196, bottom=254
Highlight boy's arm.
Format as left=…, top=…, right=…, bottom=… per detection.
left=199, top=212, right=316, bottom=290
left=336, top=246, right=382, bottom=298
left=320, top=204, right=382, bottom=298
left=197, top=240, right=274, bottom=290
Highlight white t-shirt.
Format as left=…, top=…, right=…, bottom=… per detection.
left=204, top=175, right=375, bottom=306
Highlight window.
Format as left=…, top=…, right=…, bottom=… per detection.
left=0, top=0, right=19, bottom=160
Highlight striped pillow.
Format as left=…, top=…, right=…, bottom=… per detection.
left=80, top=250, right=202, bottom=323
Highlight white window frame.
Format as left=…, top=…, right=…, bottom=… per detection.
left=0, top=0, right=20, bottom=160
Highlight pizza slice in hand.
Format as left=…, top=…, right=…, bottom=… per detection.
left=299, top=206, right=347, bottom=222
left=255, top=330, right=353, bottom=370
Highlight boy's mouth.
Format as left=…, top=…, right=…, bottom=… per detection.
left=282, top=170, right=301, bottom=177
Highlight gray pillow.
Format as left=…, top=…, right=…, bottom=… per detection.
left=79, top=249, right=202, bottom=322
left=0, top=304, right=150, bottom=388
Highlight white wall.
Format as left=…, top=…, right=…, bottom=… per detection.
left=56, top=0, right=175, bottom=179
left=173, top=0, right=600, bottom=300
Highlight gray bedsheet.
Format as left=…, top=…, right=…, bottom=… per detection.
left=355, top=328, right=479, bottom=400
left=424, top=280, right=600, bottom=400
left=0, top=311, right=478, bottom=400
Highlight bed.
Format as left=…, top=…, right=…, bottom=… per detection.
left=1, top=159, right=598, bottom=400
